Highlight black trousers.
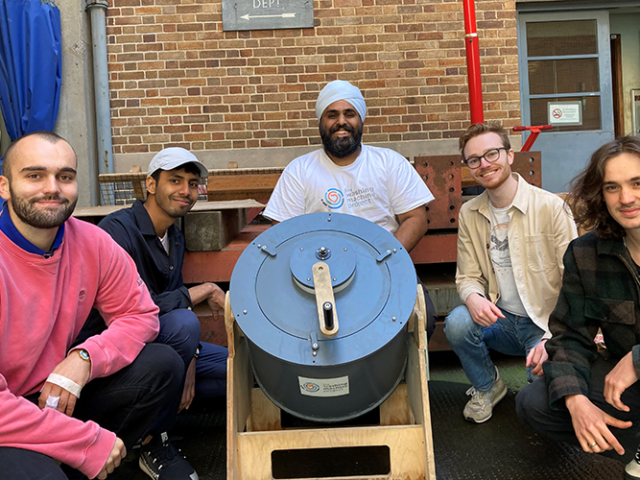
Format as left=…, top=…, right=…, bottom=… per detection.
left=417, top=276, right=438, bottom=341
left=516, top=354, right=640, bottom=463
left=0, top=343, right=183, bottom=480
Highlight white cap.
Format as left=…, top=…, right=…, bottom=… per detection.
left=147, top=147, right=208, bottom=178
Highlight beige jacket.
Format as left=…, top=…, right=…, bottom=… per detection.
left=456, top=174, right=578, bottom=337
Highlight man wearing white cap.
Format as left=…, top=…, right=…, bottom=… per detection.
left=79, top=147, right=227, bottom=480
left=264, top=80, right=438, bottom=337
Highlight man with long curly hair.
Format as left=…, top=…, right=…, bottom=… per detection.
left=517, top=136, right=640, bottom=479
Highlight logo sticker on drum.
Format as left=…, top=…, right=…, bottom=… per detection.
left=324, top=188, right=344, bottom=209
left=298, top=375, right=350, bottom=397
left=301, top=382, right=320, bottom=393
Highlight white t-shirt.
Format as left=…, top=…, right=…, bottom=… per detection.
left=489, top=203, right=527, bottom=317
left=159, top=231, right=169, bottom=254
left=264, top=145, right=435, bottom=234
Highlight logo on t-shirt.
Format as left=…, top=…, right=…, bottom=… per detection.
left=490, top=223, right=511, bottom=268
left=323, top=188, right=344, bottom=209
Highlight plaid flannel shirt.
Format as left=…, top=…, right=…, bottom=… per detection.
left=544, top=230, right=640, bottom=410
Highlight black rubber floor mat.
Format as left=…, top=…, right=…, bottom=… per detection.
left=109, top=397, right=227, bottom=480
left=107, top=383, right=626, bottom=480
left=429, top=380, right=625, bottom=480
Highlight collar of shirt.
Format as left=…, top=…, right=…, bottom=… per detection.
left=475, top=173, right=531, bottom=220
left=598, top=233, right=628, bottom=258
left=132, top=199, right=161, bottom=237
left=0, top=201, right=65, bottom=256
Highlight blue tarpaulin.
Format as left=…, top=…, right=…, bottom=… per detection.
left=0, top=0, right=62, bottom=167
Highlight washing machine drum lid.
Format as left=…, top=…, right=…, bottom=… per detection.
left=231, top=212, right=418, bottom=367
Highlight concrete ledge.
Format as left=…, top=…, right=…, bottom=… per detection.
left=184, top=210, right=246, bottom=252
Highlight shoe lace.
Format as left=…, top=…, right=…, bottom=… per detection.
left=635, top=445, right=640, bottom=463
left=465, top=386, right=483, bottom=402
left=146, top=440, right=182, bottom=469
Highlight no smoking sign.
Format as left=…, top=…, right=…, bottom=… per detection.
left=548, top=101, right=582, bottom=126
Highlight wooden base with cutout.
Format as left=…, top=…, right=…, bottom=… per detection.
left=225, top=286, right=436, bottom=480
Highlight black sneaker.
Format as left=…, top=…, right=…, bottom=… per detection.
left=139, top=432, right=199, bottom=480
left=625, top=444, right=640, bottom=480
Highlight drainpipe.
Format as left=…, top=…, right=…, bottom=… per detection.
left=462, top=0, right=484, bottom=124
left=85, top=0, right=114, bottom=205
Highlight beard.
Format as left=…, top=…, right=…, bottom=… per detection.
left=10, top=189, right=77, bottom=229
left=475, top=164, right=512, bottom=191
left=155, top=193, right=194, bottom=219
left=320, top=122, right=363, bottom=158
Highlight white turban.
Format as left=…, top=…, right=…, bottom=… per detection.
left=315, top=80, right=366, bottom=122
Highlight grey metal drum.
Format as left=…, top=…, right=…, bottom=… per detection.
left=229, top=212, right=417, bottom=422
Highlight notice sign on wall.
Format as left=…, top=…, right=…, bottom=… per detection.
left=632, top=90, right=640, bottom=136
left=548, top=101, right=583, bottom=126
left=222, top=0, right=314, bottom=31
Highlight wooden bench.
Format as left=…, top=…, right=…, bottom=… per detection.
left=206, top=167, right=283, bottom=204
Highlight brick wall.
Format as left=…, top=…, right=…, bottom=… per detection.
left=105, top=0, right=521, bottom=157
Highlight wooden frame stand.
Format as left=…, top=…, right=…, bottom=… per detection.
left=225, top=287, right=436, bottom=480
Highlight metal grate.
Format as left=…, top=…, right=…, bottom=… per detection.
left=98, top=172, right=208, bottom=206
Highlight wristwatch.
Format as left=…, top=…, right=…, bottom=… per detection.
left=77, top=349, right=91, bottom=362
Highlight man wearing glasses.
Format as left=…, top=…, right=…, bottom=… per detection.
left=444, top=123, right=577, bottom=424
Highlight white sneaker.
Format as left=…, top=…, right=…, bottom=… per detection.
left=463, top=368, right=507, bottom=423
left=625, top=445, right=640, bottom=480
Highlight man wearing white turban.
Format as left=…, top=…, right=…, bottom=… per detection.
left=264, top=79, right=438, bottom=338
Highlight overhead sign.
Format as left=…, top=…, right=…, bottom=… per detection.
left=632, top=90, right=640, bottom=136
left=548, top=101, right=583, bottom=126
left=222, top=0, right=314, bottom=31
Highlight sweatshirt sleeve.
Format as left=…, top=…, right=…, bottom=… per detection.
left=0, top=375, right=116, bottom=478
left=76, top=235, right=159, bottom=381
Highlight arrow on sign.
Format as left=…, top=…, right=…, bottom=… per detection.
left=240, top=13, right=296, bottom=20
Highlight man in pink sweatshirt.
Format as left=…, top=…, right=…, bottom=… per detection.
left=0, top=132, right=184, bottom=480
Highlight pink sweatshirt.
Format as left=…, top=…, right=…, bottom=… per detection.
left=0, top=217, right=160, bottom=478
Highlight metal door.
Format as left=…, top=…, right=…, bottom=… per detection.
left=518, top=10, right=614, bottom=193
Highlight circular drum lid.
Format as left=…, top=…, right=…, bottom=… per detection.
left=289, top=234, right=357, bottom=292
left=230, top=212, right=418, bottom=367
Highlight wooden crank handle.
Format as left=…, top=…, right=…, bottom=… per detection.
left=312, top=261, right=339, bottom=337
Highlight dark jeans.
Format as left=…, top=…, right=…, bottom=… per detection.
left=516, top=354, right=640, bottom=463
left=156, top=308, right=227, bottom=398
left=144, top=309, right=228, bottom=438
left=0, top=344, right=183, bottom=480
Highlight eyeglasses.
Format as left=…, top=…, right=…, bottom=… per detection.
left=463, top=147, right=508, bottom=170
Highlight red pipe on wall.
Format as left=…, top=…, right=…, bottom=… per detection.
left=462, top=0, right=484, bottom=124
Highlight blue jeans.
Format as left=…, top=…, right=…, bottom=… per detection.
left=444, top=305, right=545, bottom=391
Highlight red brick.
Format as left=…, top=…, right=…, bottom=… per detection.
left=106, top=0, right=519, bottom=154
